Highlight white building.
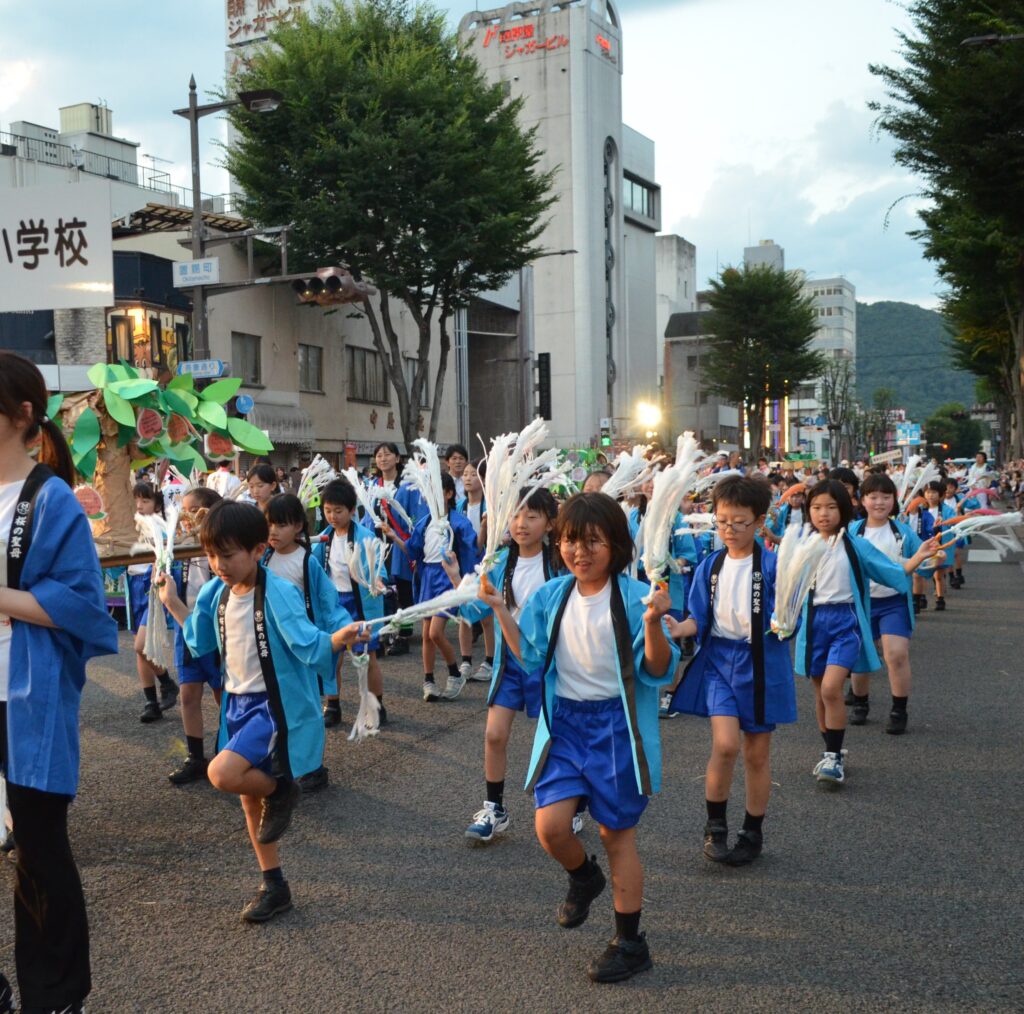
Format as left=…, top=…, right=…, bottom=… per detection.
left=655, top=233, right=697, bottom=384
left=460, top=0, right=662, bottom=447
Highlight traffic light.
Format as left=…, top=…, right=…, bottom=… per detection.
left=292, top=267, right=373, bottom=306
left=600, top=417, right=612, bottom=447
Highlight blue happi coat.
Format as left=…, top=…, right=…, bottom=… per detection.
left=312, top=521, right=387, bottom=624
left=794, top=530, right=910, bottom=676
left=517, top=573, right=680, bottom=796
left=849, top=516, right=921, bottom=634
left=671, top=544, right=797, bottom=725
left=4, top=467, right=118, bottom=795
left=184, top=568, right=330, bottom=779
left=406, top=509, right=479, bottom=578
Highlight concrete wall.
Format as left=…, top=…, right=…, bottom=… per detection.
left=655, top=234, right=696, bottom=382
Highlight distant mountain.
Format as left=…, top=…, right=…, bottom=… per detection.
left=855, top=300, right=976, bottom=422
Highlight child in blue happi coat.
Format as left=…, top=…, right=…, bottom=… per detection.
left=917, top=481, right=957, bottom=612
left=942, top=477, right=968, bottom=588
left=667, top=476, right=797, bottom=867
left=847, top=473, right=940, bottom=736
left=482, top=492, right=679, bottom=984
left=312, top=480, right=385, bottom=726
left=457, top=488, right=560, bottom=845
left=159, top=501, right=366, bottom=924
left=796, top=480, right=911, bottom=788
left=0, top=353, right=118, bottom=1013
left=455, top=459, right=495, bottom=683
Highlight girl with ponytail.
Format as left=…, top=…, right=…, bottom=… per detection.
left=0, top=352, right=118, bottom=1012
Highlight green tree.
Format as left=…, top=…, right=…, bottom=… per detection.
left=223, top=0, right=555, bottom=448
left=923, top=401, right=984, bottom=458
left=869, top=1, right=1024, bottom=457
left=820, top=359, right=856, bottom=465
left=703, top=264, right=824, bottom=455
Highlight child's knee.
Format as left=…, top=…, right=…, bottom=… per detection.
left=207, top=756, right=232, bottom=791
left=483, top=724, right=508, bottom=752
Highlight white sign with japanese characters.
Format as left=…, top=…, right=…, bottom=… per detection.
left=226, top=0, right=317, bottom=48
left=0, top=182, right=113, bottom=312
left=173, top=257, right=221, bottom=288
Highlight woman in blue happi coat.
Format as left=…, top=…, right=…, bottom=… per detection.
left=0, top=353, right=118, bottom=1013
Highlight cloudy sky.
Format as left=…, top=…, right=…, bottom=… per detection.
left=0, top=0, right=938, bottom=306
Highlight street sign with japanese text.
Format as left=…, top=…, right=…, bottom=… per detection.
left=173, top=257, right=220, bottom=288
left=0, top=181, right=113, bottom=312
left=177, top=359, right=226, bottom=379
left=895, top=423, right=922, bottom=446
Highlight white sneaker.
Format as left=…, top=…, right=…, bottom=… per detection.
left=813, top=751, right=845, bottom=786
left=458, top=661, right=472, bottom=680
left=423, top=680, right=441, bottom=703
left=470, top=660, right=492, bottom=682
left=572, top=811, right=585, bottom=835
left=465, top=801, right=511, bottom=844
left=443, top=671, right=467, bottom=700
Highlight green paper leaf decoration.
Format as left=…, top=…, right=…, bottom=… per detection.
left=108, top=378, right=159, bottom=400
left=198, top=400, right=228, bottom=430
left=71, top=408, right=101, bottom=457
left=74, top=447, right=97, bottom=480
left=162, top=389, right=196, bottom=419
left=228, top=416, right=273, bottom=453
left=167, top=374, right=195, bottom=392
left=200, top=377, right=242, bottom=404
left=87, top=363, right=113, bottom=389
left=45, top=393, right=64, bottom=420
left=130, top=456, right=156, bottom=471
left=117, top=424, right=136, bottom=448
left=102, top=389, right=137, bottom=428
left=117, top=359, right=140, bottom=379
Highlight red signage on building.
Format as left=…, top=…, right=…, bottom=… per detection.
left=481, top=21, right=569, bottom=59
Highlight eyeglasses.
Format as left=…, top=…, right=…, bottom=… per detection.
left=559, top=536, right=609, bottom=553
left=713, top=518, right=756, bottom=532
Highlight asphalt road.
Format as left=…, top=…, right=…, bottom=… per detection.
left=2, top=556, right=1022, bottom=1012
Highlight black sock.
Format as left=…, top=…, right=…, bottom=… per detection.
left=821, top=729, right=829, bottom=747
left=186, top=735, right=205, bottom=761
left=461, top=655, right=472, bottom=665
left=156, top=670, right=174, bottom=689
left=568, top=854, right=597, bottom=881
left=424, top=674, right=436, bottom=684
left=447, top=662, right=460, bottom=678
left=614, top=908, right=642, bottom=941
left=262, top=866, right=285, bottom=887
left=705, top=799, right=727, bottom=822
left=891, top=695, right=908, bottom=714
left=377, top=694, right=384, bottom=706
left=824, top=728, right=845, bottom=756
left=853, top=693, right=869, bottom=705
left=486, top=779, right=505, bottom=807
left=143, top=685, right=158, bottom=705
left=742, top=811, right=765, bottom=834
left=485, top=656, right=494, bottom=666
left=955, top=568, right=962, bottom=576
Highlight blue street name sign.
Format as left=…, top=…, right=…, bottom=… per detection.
left=176, top=359, right=226, bottom=379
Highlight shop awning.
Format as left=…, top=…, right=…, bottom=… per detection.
left=249, top=403, right=314, bottom=448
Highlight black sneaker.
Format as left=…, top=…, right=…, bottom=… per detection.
left=917, top=594, right=928, bottom=612
left=557, top=857, right=606, bottom=928
left=885, top=709, right=908, bottom=735
left=725, top=828, right=763, bottom=866
left=587, top=932, right=653, bottom=983
left=385, top=637, right=409, bottom=657
left=850, top=701, right=870, bottom=726
left=0, top=972, right=13, bottom=1014
left=140, top=700, right=163, bottom=723
left=702, top=819, right=729, bottom=862
left=298, top=765, right=329, bottom=793
left=240, top=880, right=293, bottom=924
left=378, top=704, right=389, bottom=726
left=949, top=573, right=962, bottom=589
left=257, top=779, right=300, bottom=844
left=843, top=686, right=856, bottom=706
left=934, top=597, right=945, bottom=611
left=159, top=679, right=179, bottom=711
left=168, top=755, right=208, bottom=785
left=323, top=702, right=342, bottom=728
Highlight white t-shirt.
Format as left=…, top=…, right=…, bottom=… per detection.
left=814, top=545, right=854, bottom=604
left=328, top=534, right=353, bottom=593
left=423, top=520, right=448, bottom=565
left=266, top=547, right=306, bottom=591
left=943, top=496, right=958, bottom=513
left=554, top=580, right=619, bottom=700
left=224, top=589, right=266, bottom=695
left=465, top=501, right=483, bottom=536
left=207, top=469, right=241, bottom=497
left=710, top=553, right=752, bottom=641
left=184, top=556, right=211, bottom=607
left=787, top=507, right=804, bottom=529
left=862, top=524, right=901, bottom=599
left=0, top=479, right=26, bottom=702
left=510, top=551, right=546, bottom=621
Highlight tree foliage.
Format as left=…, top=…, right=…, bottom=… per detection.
left=223, top=0, right=555, bottom=447
left=869, top=0, right=1024, bottom=457
left=703, top=264, right=824, bottom=454
left=923, top=401, right=984, bottom=457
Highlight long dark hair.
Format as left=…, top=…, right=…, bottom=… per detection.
left=503, top=487, right=560, bottom=610
left=265, top=492, right=310, bottom=548
left=0, top=351, right=75, bottom=485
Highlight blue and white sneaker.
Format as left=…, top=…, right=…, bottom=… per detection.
left=465, top=801, right=510, bottom=845
left=659, top=691, right=679, bottom=719
left=812, top=751, right=845, bottom=787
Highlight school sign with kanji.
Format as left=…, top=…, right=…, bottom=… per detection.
left=0, top=182, right=113, bottom=313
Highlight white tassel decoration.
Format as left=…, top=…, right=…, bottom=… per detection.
left=341, top=536, right=389, bottom=597
left=770, top=524, right=834, bottom=639
left=602, top=445, right=657, bottom=503
left=346, top=652, right=381, bottom=743
left=297, top=455, right=338, bottom=510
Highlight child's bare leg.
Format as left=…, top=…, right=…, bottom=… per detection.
left=421, top=619, right=436, bottom=673
left=811, top=676, right=827, bottom=731
left=483, top=615, right=495, bottom=658
left=429, top=615, right=456, bottom=665
left=599, top=825, right=642, bottom=913
left=536, top=797, right=585, bottom=870
left=208, top=750, right=276, bottom=798
left=741, top=732, right=772, bottom=816
left=458, top=620, right=473, bottom=662
left=881, top=634, right=911, bottom=697
left=367, top=651, right=383, bottom=698
left=820, top=665, right=848, bottom=730
left=241, top=793, right=280, bottom=871
left=706, top=715, right=740, bottom=802
left=179, top=683, right=205, bottom=738
left=483, top=705, right=516, bottom=783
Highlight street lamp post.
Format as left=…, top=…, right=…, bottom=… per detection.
left=173, top=76, right=282, bottom=360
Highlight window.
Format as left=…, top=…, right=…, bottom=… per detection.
left=298, top=343, right=323, bottom=392
left=232, top=331, right=261, bottom=385
left=347, top=345, right=389, bottom=404
left=149, top=317, right=163, bottom=368
left=403, top=356, right=431, bottom=409
left=109, top=315, right=131, bottom=363
left=686, top=355, right=698, bottom=371
left=622, top=176, right=655, bottom=218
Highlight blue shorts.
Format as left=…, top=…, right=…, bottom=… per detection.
left=173, top=626, right=222, bottom=688
left=127, top=572, right=151, bottom=631
left=805, top=602, right=861, bottom=677
left=416, top=562, right=455, bottom=605
left=870, top=595, right=912, bottom=641
left=703, top=637, right=775, bottom=733
left=223, top=692, right=277, bottom=774
left=338, top=590, right=380, bottom=652
left=489, top=654, right=541, bottom=718
left=534, top=697, right=648, bottom=831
